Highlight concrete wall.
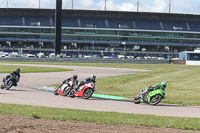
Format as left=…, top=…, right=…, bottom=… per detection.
left=0, top=58, right=170, bottom=64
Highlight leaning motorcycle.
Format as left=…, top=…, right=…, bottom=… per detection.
left=54, top=80, right=75, bottom=96
left=68, top=82, right=97, bottom=99
left=133, top=88, right=165, bottom=105
left=1, top=75, right=19, bottom=90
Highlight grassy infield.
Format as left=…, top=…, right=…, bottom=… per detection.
left=0, top=62, right=200, bottom=130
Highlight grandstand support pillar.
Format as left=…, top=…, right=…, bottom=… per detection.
left=55, top=0, right=62, bottom=56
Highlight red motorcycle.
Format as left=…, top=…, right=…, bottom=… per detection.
left=54, top=80, right=75, bottom=96
left=68, top=82, right=97, bottom=99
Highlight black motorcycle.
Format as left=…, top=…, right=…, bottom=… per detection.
left=1, top=75, right=19, bottom=90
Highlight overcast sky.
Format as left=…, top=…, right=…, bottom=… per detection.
left=1, top=0, right=200, bottom=15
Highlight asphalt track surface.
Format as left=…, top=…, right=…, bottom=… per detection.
left=0, top=63, right=200, bottom=118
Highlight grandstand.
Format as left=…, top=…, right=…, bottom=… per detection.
left=0, top=8, right=200, bottom=58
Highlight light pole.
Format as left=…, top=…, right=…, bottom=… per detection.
left=137, top=0, right=139, bottom=12
left=105, top=0, right=106, bottom=11
left=39, top=0, right=41, bottom=9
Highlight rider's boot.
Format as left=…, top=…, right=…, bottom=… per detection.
left=140, top=90, right=148, bottom=103
left=13, top=82, right=17, bottom=87
left=74, top=87, right=79, bottom=92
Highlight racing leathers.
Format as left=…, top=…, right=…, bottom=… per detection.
left=4, top=71, right=21, bottom=87
left=75, top=77, right=96, bottom=92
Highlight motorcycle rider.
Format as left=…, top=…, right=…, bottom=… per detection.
left=1, top=68, right=21, bottom=88
left=74, top=74, right=96, bottom=92
left=142, top=81, right=167, bottom=102
left=65, top=74, right=78, bottom=86
left=55, top=74, right=78, bottom=92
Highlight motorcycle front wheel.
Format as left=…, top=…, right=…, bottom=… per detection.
left=54, top=90, right=58, bottom=95
left=1, top=84, right=4, bottom=89
left=63, top=87, right=71, bottom=96
left=5, top=80, right=13, bottom=90
left=83, top=88, right=93, bottom=99
left=150, top=95, right=162, bottom=105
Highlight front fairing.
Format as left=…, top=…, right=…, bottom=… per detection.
left=79, top=82, right=97, bottom=91
left=147, top=89, right=165, bottom=103
left=61, top=84, right=68, bottom=90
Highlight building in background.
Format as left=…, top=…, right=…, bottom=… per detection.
left=0, top=8, right=200, bottom=58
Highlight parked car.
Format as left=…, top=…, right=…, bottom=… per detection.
left=37, top=53, right=46, bottom=58
left=26, top=54, right=36, bottom=58
left=9, top=52, right=21, bottom=57
left=49, top=53, right=55, bottom=58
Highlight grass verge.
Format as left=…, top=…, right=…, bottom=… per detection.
left=2, top=62, right=199, bottom=106
left=46, top=63, right=200, bottom=106
left=0, top=65, right=73, bottom=73
left=0, top=103, right=199, bottom=130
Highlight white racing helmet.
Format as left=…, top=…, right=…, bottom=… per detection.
left=90, top=74, right=96, bottom=80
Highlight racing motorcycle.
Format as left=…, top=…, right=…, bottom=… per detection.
left=68, top=82, right=97, bottom=99
left=1, top=75, right=19, bottom=90
left=133, top=88, right=165, bottom=105
left=54, top=80, right=75, bottom=96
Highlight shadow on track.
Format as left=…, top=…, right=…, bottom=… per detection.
left=157, top=103, right=200, bottom=108
left=9, top=89, right=28, bottom=92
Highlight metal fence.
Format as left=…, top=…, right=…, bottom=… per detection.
left=0, top=58, right=170, bottom=64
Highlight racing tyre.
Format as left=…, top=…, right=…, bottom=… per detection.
left=68, top=90, right=75, bottom=98
left=5, top=80, right=13, bottom=90
left=54, top=91, right=58, bottom=95
left=133, top=95, right=142, bottom=104
left=63, top=87, right=71, bottom=96
left=150, top=95, right=162, bottom=105
left=1, top=85, right=4, bottom=89
left=83, top=88, right=93, bottom=99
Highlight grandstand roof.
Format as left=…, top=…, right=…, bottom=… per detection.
left=0, top=8, right=200, bottom=22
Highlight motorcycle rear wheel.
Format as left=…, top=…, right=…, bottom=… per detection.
left=68, top=89, right=75, bottom=98
left=150, top=95, right=162, bottom=105
left=83, top=88, right=93, bottom=99
left=133, top=95, right=142, bottom=104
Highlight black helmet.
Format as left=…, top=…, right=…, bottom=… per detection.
left=73, top=74, right=78, bottom=80
left=16, top=68, right=20, bottom=74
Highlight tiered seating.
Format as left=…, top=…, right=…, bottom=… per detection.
left=0, top=16, right=22, bottom=25
left=25, top=16, right=50, bottom=26
left=188, top=22, right=200, bottom=31
left=80, top=18, right=106, bottom=28
left=162, top=21, right=188, bottom=31
left=107, top=19, right=134, bottom=29
left=1, top=15, right=200, bottom=33
left=62, top=17, right=78, bottom=27
left=135, top=20, right=161, bottom=30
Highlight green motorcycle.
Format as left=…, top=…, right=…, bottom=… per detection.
left=133, top=88, right=165, bottom=105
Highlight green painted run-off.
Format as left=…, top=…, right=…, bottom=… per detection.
left=92, top=94, right=128, bottom=100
